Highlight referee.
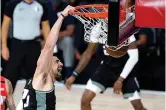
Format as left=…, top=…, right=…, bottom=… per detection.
left=1, top=0, right=50, bottom=89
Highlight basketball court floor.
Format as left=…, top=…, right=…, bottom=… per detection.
left=14, top=80, right=165, bottom=110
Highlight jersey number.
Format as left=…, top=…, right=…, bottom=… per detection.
left=22, top=89, right=30, bottom=107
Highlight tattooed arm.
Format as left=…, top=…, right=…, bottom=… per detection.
left=74, top=43, right=98, bottom=73
left=65, top=43, right=98, bottom=89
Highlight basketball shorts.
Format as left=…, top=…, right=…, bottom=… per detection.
left=86, top=55, right=140, bottom=100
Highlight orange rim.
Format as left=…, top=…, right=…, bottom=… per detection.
left=69, top=4, right=134, bottom=18
left=69, top=4, right=108, bottom=18
left=70, top=12, right=108, bottom=18
left=74, top=4, right=108, bottom=9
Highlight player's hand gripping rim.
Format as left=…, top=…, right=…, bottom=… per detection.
left=61, top=5, right=75, bottom=17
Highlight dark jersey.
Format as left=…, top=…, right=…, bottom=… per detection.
left=22, top=79, right=56, bottom=110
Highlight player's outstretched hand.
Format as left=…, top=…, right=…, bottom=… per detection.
left=65, top=75, right=76, bottom=90
left=62, top=5, right=75, bottom=17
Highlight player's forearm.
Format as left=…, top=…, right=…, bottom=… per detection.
left=74, top=51, right=92, bottom=74
left=44, top=16, right=64, bottom=49
left=74, top=43, right=98, bottom=74
left=119, top=49, right=138, bottom=80
left=6, top=97, right=16, bottom=110
left=36, top=16, right=64, bottom=73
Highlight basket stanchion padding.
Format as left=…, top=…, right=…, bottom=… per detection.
left=135, top=0, right=165, bottom=28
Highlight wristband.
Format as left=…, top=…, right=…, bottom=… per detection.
left=72, top=71, right=79, bottom=78
left=117, top=80, right=122, bottom=84
left=61, top=13, right=66, bottom=18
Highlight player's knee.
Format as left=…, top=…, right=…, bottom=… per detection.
left=131, top=100, right=146, bottom=110
left=133, top=104, right=144, bottom=110
left=135, top=106, right=146, bottom=110
left=81, top=96, right=90, bottom=106
left=81, top=89, right=95, bottom=106
left=81, top=94, right=91, bottom=106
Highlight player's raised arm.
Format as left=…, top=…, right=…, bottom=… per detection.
left=65, top=42, right=98, bottom=90
left=35, top=6, right=75, bottom=76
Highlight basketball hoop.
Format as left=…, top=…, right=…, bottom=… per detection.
left=69, top=4, right=134, bottom=51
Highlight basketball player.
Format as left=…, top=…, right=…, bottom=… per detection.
left=65, top=2, right=147, bottom=110
left=66, top=36, right=147, bottom=110
left=0, top=76, right=16, bottom=110
left=16, top=5, right=75, bottom=110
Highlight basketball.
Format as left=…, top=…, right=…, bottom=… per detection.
left=105, top=45, right=128, bottom=57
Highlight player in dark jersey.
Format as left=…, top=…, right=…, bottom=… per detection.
left=65, top=0, right=147, bottom=110
left=66, top=34, right=147, bottom=110
left=66, top=35, right=147, bottom=110
left=16, top=5, right=75, bottom=110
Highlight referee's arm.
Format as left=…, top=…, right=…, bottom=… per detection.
left=41, top=3, right=50, bottom=42
left=1, top=15, right=11, bottom=51
left=1, top=2, right=13, bottom=61
left=41, top=21, right=50, bottom=41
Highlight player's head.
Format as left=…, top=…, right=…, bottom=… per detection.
left=51, top=56, right=63, bottom=80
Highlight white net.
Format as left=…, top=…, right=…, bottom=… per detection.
left=69, top=5, right=134, bottom=51
left=105, top=39, right=129, bottom=51
left=70, top=5, right=108, bottom=44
